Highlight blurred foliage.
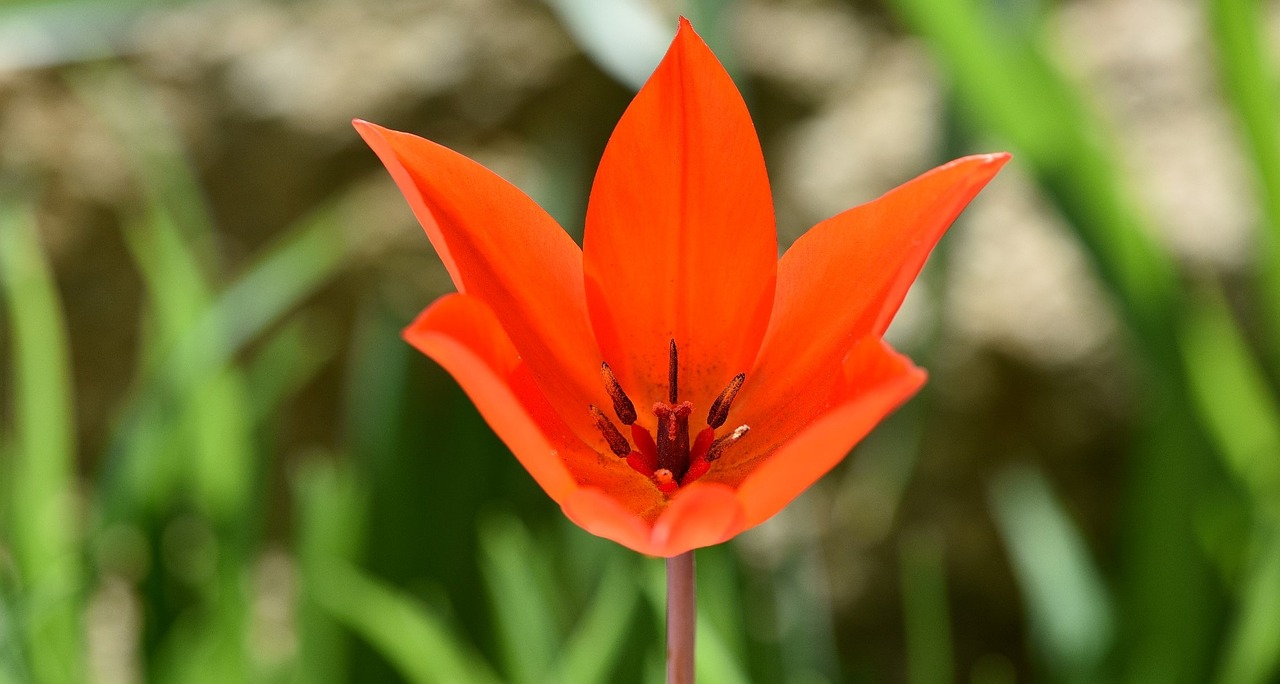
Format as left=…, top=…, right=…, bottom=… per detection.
left=2, top=0, right=1280, bottom=682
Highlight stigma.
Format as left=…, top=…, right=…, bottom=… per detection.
left=588, top=340, right=749, bottom=494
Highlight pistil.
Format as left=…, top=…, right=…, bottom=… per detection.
left=654, top=401, right=693, bottom=473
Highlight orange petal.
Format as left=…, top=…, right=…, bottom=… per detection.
left=735, top=338, right=926, bottom=528
left=561, top=482, right=744, bottom=557
left=356, top=120, right=606, bottom=446
left=582, top=19, right=777, bottom=412
left=649, top=482, right=744, bottom=556
left=404, top=294, right=579, bottom=503
left=562, top=487, right=656, bottom=555
left=736, top=153, right=1007, bottom=438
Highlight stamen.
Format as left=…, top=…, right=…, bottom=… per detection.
left=706, top=425, right=750, bottom=462
left=668, top=339, right=679, bottom=403
left=592, top=342, right=753, bottom=493
left=706, top=373, right=746, bottom=429
left=600, top=362, right=637, bottom=425
left=630, top=423, right=658, bottom=462
left=690, top=428, right=715, bottom=463
left=589, top=405, right=632, bottom=457
left=627, top=449, right=657, bottom=476
left=681, top=428, right=717, bottom=486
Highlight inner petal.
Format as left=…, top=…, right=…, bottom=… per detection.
left=582, top=19, right=777, bottom=414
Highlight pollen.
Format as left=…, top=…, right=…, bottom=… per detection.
left=590, top=340, right=750, bottom=494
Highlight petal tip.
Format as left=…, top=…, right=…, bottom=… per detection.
left=673, top=16, right=708, bottom=52
left=351, top=118, right=381, bottom=136
left=985, top=151, right=1013, bottom=166
left=353, top=119, right=392, bottom=153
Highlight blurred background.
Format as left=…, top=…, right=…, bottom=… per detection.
left=2, top=0, right=1279, bottom=682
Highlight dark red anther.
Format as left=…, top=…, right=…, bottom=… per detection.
left=706, top=373, right=746, bottom=429
left=589, top=405, right=632, bottom=457
left=706, top=425, right=749, bottom=462
left=600, top=362, right=637, bottom=425
left=667, top=339, right=679, bottom=403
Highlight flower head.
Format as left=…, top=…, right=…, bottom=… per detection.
left=356, top=19, right=1008, bottom=557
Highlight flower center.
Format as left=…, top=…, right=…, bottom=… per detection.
left=588, top=340, right=749, bottom=494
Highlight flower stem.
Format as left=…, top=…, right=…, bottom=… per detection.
left=666, top=550, right=696, bottom=684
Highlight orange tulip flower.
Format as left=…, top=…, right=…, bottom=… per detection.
left=356, top=19, right=1007, bottom=557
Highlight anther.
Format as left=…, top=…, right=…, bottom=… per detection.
left=589, top=405, right=632, bottom=457
left=706, top=373, right=746, bottom=429
left=706, top=425, right=749, bottom=461
left=667, top=339, right=679, bottom=403
left=600, top=362, right=637, bottom=425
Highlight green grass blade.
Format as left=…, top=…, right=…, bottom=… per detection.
left=691, top=545, right=746, bottom=666
left=1180, top=286, right=1280, bottom=504
left=0, top=580, right=30, bottom=684
left=0, top=205, right=84, bottom=684
left=293, top=461, right=367, bottom=684
left=553, top=557, right=639, bottom=684
left=1217, top=521, right=1280, bottom=684
left=1181, top=285, right=1280, bottom=683
left=149, top=560, right=253, bottom=684
left=1207, top=0, right=1280, bottom=361
left=900, top=531, right=954, bottom=684
left=889, top=0, right=1229, bottom=679
left=989, top=465, right=1113, bottom=680
left=104, top=207, right=348, bottom=520
left=246, top=314, right=338, bottom=425
left=311, top=562, right=498, bottom=684
left=478, top=514, right=561, bottom=684
left=115, top=208, right=255, bottom=522
left=890, top=0, right=1178, bottom=345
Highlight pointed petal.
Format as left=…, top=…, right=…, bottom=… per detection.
left=406, top=294, right=661, bottom=512
left=735, top=338, right=926, bottom=528
left=356, top=120, right=605, bottom=444
left=404, top=294, right=577, bottom=502
left=582, top=19, right=777, bottom=411
left=736, top=153, right=1007, bottom=434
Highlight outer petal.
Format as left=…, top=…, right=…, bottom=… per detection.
left=735, top=338, right=926, bottom=528
left=356, top=120, right=606, bottom=446
left=648, top=482, right=744, bottom=555
left=404, top=294, right=576, bottom=502
left=406, top=294, right=660, bottom=512
left=582, top=18, right=777, bottom=413
left=563, top=482, right=744, bottom=557
left=562, top=488, right=656, bottom=555
left=735, top=153, right=1008, bottom=439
